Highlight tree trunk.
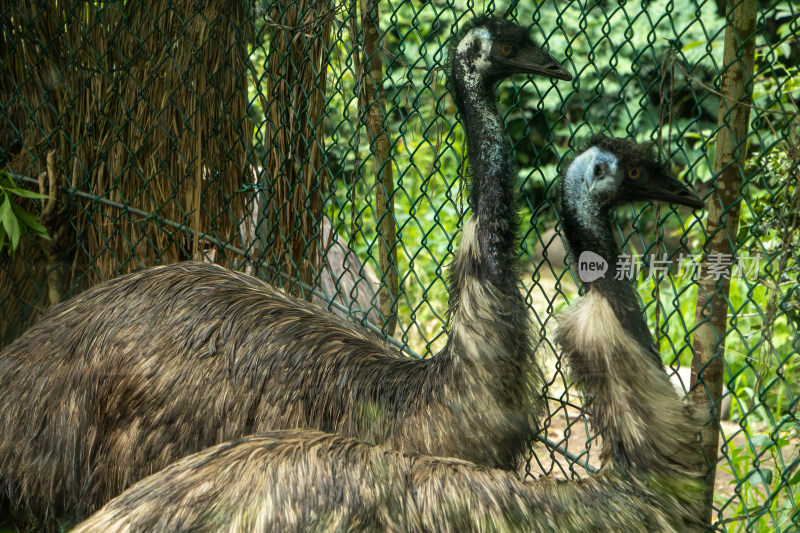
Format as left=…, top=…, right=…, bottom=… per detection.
left=690, top=0, right=757, bottom=524
left=359, top=0, right=397, bottom=335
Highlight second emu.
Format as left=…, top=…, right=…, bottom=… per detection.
left=73, top=138, right=706, bottom=533
left=0, top=15, right=571, bottom=527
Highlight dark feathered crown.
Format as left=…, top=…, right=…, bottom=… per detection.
left=445, top=15, right=539, bottom=97
left=562, top=135, right=671, bottom=178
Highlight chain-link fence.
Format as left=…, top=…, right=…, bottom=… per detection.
left=1, top=0, right=798, bottom=531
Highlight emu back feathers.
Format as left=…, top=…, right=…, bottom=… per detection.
left=69, top=273, right=706, bottom=533
left=0, top=261, right=540, bottom=525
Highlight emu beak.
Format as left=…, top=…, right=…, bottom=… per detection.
left=507, top=48, right=572, bottom=81
left=645, top=176, right=705, bottom=210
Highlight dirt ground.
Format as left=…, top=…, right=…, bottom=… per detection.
left=526, top=402, right=754, bottom=495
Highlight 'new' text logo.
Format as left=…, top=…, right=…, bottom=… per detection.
left=578, top=251, right=607, bottom=282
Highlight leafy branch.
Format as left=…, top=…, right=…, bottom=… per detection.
left=0, top=171, right=50, bottom=254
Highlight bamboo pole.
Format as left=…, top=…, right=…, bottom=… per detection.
left=192, top=92, right=203, bottom=261
left=38, top=150, right=72, bottom=306
left=359, top=0, right=397, bottom=336
left=690, top=0, right=757, bottom=524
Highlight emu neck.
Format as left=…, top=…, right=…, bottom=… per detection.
left=439, top=69, right=541, bottom=410
left=557, top=203, right=704, bottom=480
left=452, top=76, right=520, bottom=291
left=561, top=200, right=658, bottom=361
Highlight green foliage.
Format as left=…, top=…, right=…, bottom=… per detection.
left=0, top=171, right=50, bottom=254
left=326, top=147, right=463, bottom=354
left=314, top=0, right=737, bottom=354
left=717, top=422, right=800, bottom=533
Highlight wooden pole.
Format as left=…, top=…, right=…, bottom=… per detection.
left=359, top=0, right=398, bottom=336
left=38, top=150, right=73, bottom=307
left=690, top=0, right=757, bottom=524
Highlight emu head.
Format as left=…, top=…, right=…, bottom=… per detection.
left=561, top=136, right=705, bottom=212
left=447, top=16, right=571, bottom=100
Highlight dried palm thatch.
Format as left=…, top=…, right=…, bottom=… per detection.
left=256, top=0, right=332, bottom=293
left=0, top=12, right=50, bottom=346
left=0, top=0, right=253, bottom=346
left=0, top=242, right=45, bottom=347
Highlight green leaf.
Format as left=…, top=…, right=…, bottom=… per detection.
left=9, top=188, right=51, bottom=200
left=759, top=467, right=773, bottom=486
left=0, top=223, right=6, bottom=251
left=6, top=214, right=20, bottom=251
left=0, top=197, right=21, bottom=252
left=0, top=196, right=13, bottom=227
left=682, top=40, right=704, bottom=51
left=32, top=226, right=51, bottom=240
left=751, top=433, right=771, bottom=448
left=10, top=201, right=49, bottom=237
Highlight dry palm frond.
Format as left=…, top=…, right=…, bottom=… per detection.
left=257, top=0, right=332, bottom=292
left=0, top=1, right=253, bottom=347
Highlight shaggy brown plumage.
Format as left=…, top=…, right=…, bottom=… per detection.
left=71, top=425, right=703, bottom=533
left=0, top=16, right=572, bottom=528
left=72, top=139, right=706, bottom=533
left=0, top=261, right=528, bottom=525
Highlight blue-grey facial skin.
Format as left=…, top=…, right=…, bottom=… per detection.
left=561, top=146, right=625, bottom=242
left=571, top=146, right=625, bottom=204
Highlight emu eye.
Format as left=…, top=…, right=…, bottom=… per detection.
left=499, top=44, right=513, bottom=56
left=628, top=167, right=641, bottom=179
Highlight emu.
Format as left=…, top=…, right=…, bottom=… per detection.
left=72, top=138, right=706, bottom=533
left=0, top=15, right=571, bottom=528
left=555, top=135, right=706, bottom=471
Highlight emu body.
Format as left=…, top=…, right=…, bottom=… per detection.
left=73, top=139, right=706, bottom=533
left=0, top=262, right=529, bottom=524
left=0, top=16, right=571, bottom=527
left=72, top=428, right=701, bottom=533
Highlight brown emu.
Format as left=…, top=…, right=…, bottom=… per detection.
left=555, top=136, right=706, bottom=472
left=0, top=16, right=571, bottom=528
left=73, top=138, right=706, bottom=533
